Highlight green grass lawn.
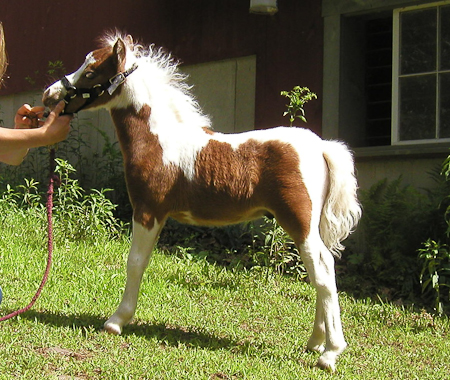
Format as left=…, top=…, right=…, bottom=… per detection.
left=0, top=216, right=449, bottom=379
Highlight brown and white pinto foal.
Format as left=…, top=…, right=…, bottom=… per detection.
left=43, top=33, right=361, bottom=372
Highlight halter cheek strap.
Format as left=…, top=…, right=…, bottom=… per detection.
left=61, top=63, right=138, bottom=114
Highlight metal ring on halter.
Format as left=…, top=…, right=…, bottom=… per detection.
left=93, top=84, right=105, bottom=97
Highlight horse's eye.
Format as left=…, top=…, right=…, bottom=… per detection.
left=85, top=71, right=96, bottom=79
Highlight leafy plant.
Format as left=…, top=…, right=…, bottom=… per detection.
left=280, top=86, right=317, bottom=126
left=416, top=154, right=450, bottom=314
left=52, top=158, right=128, bottom=241
left=17, top=178, right=42, bottom=208
left=46, top=60, right=66, bottom=78
left=250, top=217, right=307, bottom=279
left=418, top=239, right=450, bottom=315
left=0, top=158, right=128, bottom=244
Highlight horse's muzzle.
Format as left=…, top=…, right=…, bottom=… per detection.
left=42, top=86, right=74, bottom=116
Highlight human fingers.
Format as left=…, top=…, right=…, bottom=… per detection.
left=14, top=104, right=32, bottom=125
left=15, top=105, right=45, bottom=128
left=43, top=101, right=73, bottom=135
left=44, top=101, right=65, bottom=124
left=50, top=101, right=66, bottom=118
left=29, top=106, right=47, bottom=127
left=16, top=104, right=32, bottom=115
left=30, top=106, right=45, bottom=117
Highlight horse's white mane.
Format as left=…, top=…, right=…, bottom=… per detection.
left=100, top=31, right=187, bottom=88
left=99, top=31, right=211, bottom=128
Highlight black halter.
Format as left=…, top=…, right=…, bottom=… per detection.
left=60, top=63, right=138, bottom=114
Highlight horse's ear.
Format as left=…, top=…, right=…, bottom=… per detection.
left=113, top=38, right=127, bottom=69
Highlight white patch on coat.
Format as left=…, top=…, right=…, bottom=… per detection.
left=153, top=125, right=326, bottom=183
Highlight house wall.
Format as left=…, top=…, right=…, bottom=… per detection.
left=356, top=157, right=443, bottom=191
left=183, top=56, right=256, bottom=133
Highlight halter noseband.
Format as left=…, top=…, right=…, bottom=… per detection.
left=60, top=63, right=138, bottom=114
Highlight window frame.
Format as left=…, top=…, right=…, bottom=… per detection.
left=392, top=0, right=450, bottom=145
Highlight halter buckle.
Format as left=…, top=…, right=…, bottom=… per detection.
left=107, top=63, right=138, bottom=95
left=107, top=73, right=126, bottom=95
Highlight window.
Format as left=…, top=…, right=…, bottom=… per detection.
left=392, top=1, right=450, bottom=144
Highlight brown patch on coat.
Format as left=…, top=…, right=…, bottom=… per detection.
left=188, top=138, right=313, bottom=242
left=111, top=104, right=187, bottom=229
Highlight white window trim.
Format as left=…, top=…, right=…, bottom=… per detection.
left=392, top=0, right=450, bottom=145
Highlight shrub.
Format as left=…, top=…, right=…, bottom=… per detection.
left=0, top=159, right=128, bottom=244
left=347, top=177, right=439, bottom=298
left=417, top=156, right=450, bottom=314
left=52, top=158, right=129, bottom=241
left=418, top=239, right=450, bottom=315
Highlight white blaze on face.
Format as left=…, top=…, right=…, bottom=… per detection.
left=65, top=52, right=96, bottom=84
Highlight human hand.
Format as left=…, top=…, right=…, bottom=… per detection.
left=14, top=104, right=46, bottom=129
left=39, top=101, right=72, bottom=145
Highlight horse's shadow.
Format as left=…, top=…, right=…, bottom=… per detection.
left=8, top=309, right=246, bottom=352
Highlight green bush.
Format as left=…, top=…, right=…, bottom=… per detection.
left=344, top=158, right=450, bottom=314
left=418, top=239, right=450, bottom=315
left=0, top=159, right=128, bottom=244
left=417, top=156, right=450, bottom=314
left=347, top=177, right=441, bottom=299
left=52, top=158, right=128, bottom=241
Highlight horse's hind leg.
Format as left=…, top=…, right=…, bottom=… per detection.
left=104, top=219, right=163, bottom=335
left=307, top=291, right=326, bottom=354
left=298, top=232, right=346, bottom=372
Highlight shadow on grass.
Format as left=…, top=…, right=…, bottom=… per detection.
left=6, top=309, right=256, bottom=353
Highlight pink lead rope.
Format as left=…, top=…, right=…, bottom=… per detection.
left=0, top=148, right=57, bottom=322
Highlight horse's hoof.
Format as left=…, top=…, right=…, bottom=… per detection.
left=103, top=321, right=122, bottom=335
left=316, top=353, right=336, bottom=373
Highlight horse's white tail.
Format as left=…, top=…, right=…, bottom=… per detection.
left=320, top=140, right=362, bottom=256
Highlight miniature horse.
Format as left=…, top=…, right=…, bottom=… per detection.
left=43, top=33, right=361, bottom=372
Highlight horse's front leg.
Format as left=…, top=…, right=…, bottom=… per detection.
left=104, top=219, right=163, bottom=335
